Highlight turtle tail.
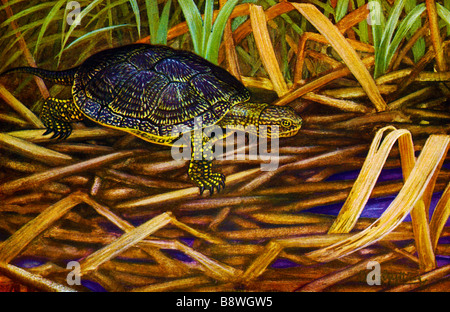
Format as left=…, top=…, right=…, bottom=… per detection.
left=0, top=66, right=79, bottom=86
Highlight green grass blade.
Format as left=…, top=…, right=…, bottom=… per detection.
left=335, top=0, right=349, bottom=22
left=263, top=0, right=303, bottom=35
left=145, top=0, right=160, bottom=44
left=1, top=18, right=45, bottom=42
left=202, top=0, right=214, bottom=56
left=308, top=0, right=335, bottom=17
left=128, top=0, right=141, bottom=38
left=443, top=0, right=450, bottom=35
left=437, top=2, right=450, bottom=26
left=356, top=0, right=368, bottom=43
left=178, top=0, right=204, bottom=54
left=61, top=0, right=104, bottom=54
left=64, top=24, right=133, bottom=50
left=405, top=0, right=425, bottom=62
left=0, top=0, right=28, bottom=12
left=34, top=0, right=66, bottom=57
left=204, top=0, right=239, bottom=64
left=375, top=0, right=405, bottom=77
left=156, top=0, right=172, bottom=45
left=388, top=3, right=425, bottom=62
left=370, top=0, right=385, bottom=49
left=0, top=2, right=55, bottom=28
left=85, top=0, right=129, bottom=29
left=379, top=0, right=405, bottom=50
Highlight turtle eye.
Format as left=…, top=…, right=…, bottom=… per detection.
left=281, top=119, right=292, bottom=128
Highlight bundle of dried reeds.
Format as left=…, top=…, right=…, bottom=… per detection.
left=0, top=0, right=449, bottom=292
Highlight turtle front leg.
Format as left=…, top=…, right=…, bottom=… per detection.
left=188, top=132, right=225, bottom=195
left=40, top=98, right=84, bottom=139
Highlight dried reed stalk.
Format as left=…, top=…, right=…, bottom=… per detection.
left=291, top=3, right=386, bottom=112
left=297, top=245, right=416, bottom=291
left=293, top=32, right=373, bottom=85
left=233, top=2, right=294, bottom=44
left=302, top=92, right=372, bottom=113
left=386, top=263, right=450, bottom=292
left=0, top=262, right=75, bottom=292
left=275, top=56, right=375, bottom=106
left=426, top=0, right=446, bottom=72
left=328, top=127, right=411, bottom=233
left=0, top=150, right=143, bottom=195
left=0, top=194, right=82, bottom=263
left=0, top=132, right=73, bottom=166
left=140, top=239, right=241, bottom=281
left=249, top=4, right=288, bottom=97
left=429, top=182, right=450, bottom=251
left=335, top=3, right=369, bottom=34
left=240, top=144, right=368, bottom=193
left=306, top=134, right=450, bottom=263
left=0, top=83, right=44, bottom=128
left=387, top=86, right=436, bottom=111
left=390, top=48, right=436, bottom=101
left=130, top=276, right=211, bottom=292
left=115, top=167, right=260, bottom=209
left=329, top=111, right=410, bottom=130
left=80, top=213, right=173, bottom=275
left=220, top=0, right=241, bottom=80
left=0, top=113, right=29, bottom=128
left=321, top=85, right=398, bottom=99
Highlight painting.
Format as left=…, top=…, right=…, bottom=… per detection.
left=0, top=0, right=449, bottom=296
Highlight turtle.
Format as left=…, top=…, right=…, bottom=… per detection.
left=2, top=44, right=302, bottom=195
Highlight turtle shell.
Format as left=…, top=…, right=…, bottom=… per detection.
left=72, top=44, right=250, bottom=140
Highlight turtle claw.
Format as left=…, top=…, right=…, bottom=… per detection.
left=193, top=173, right=226, bottom=196
left=43, top=120, right=72, bottom=140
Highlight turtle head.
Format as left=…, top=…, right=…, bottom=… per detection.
left=258, top=105, right=302, bottom=138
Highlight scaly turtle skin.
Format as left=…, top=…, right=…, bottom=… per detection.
left=2, top=44, right=302, bottom=194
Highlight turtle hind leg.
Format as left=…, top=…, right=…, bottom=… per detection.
left=188, top=132, right=225, bottom=195
left=40, top=98, right=84, bottom=140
